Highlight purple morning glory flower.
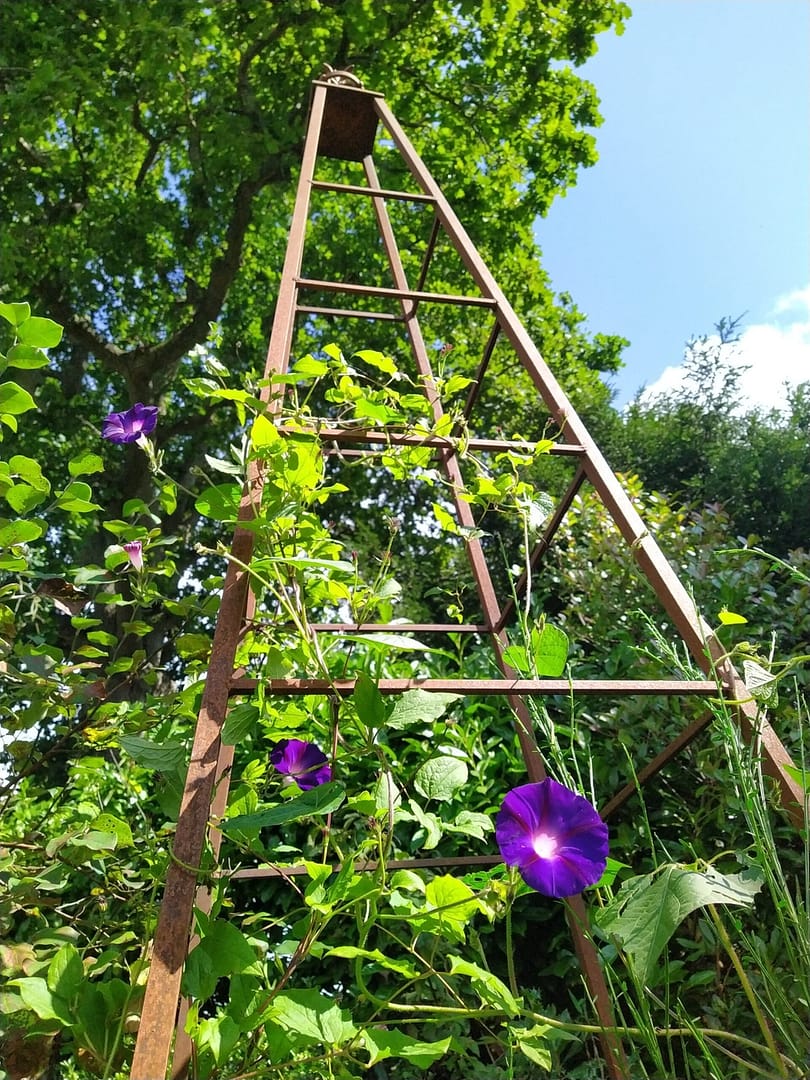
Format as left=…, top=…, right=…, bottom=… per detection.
left=495, top=778, right=608, bottom=898
left=270, top=739, right=332, bottom=790
left=101, top=403, right=158, bottom=444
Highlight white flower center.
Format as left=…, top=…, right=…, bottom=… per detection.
left=532, top=832, right=558, bottom=859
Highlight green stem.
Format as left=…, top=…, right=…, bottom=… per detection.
left=505, top=897, right=519, bottom=999
left=707, top=903, right=788, bottom=1078
left=370, top=1001, right=797, bottom=1072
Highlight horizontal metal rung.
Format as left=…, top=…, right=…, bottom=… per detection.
left=297, top=277, right=496, bottom=307
left=277, top=426, right=586, bottom=455
left=228, top=677, right=721, bottom=697
left=230, top=854, right=502, bottom=879
left=306, top=622, right=490, bottom=633
left=311, top=180, right=437, bottom=204
left=297, top=304, right=403, bottom=322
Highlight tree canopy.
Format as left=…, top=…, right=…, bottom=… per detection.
left=2, top=0, right=629, bottom=392
left=602, top=320, right=810, bottom=558
left=3, top=6, right=810, bottom=1079
left=1, top=0, right=632, bottom=660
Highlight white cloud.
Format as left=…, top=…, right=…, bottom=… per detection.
left=773, top=284, right=810, bottom=316
left=640, top=285, right=810, bottom=413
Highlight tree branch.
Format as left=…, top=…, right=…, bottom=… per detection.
left=43, top=147, right=288, bottom=397
left=132, top=99, right=164, bottom=188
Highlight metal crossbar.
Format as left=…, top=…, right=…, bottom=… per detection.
left=226, top=677, right=722, bottom=697
left=297, top=276, right=497, bottom=307
left=276, top=426, right=587, bottom=453
left=131, top=72, right=805, bottom=1080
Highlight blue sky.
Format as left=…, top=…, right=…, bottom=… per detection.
left=538, top=0, right=810, bottom=408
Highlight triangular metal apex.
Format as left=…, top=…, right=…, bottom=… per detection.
left=312, top=75, right=383, bottom=161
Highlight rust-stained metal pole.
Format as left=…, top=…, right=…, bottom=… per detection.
left=131, top=474, right=260, bottom=1080
left=170, top=593, right=258, bottom=1076
left=133, top=75, right=804, bottom=1080
left=362, top=150, right=629, bottom=1078
left=372, top=94, right=804, bottom=828
left=131, top=82, right=331, bottom=1080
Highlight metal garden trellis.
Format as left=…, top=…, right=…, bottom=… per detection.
left=131, top=69, right=805, bottom=1079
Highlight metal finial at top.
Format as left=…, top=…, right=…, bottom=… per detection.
left=321, top=63, right=363, bottom=88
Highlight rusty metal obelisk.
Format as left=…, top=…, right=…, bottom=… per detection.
left=132, top=70, right=804, bottom=1080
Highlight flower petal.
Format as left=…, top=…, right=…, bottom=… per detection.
left=495, top=786, right=545, bottom=866
left=123, top=541, right=143, bottom=571
left=495, top=778, right=608, bottom=899
left=102, top=403, right=158, bottom=443
left=270, top=738, right=331, bottom=790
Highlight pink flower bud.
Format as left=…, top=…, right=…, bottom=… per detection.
left=123, top=541, right=144, bottom=571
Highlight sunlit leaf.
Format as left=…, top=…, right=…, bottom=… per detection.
left=119, top=735, right=186, bottom=772
left=448, top=955, right=519, bottom=1015
left=363, top=1028, right=451, bottom=1069
left=718, top=608, right=747, bottom=625
left=6, top=344, right=49, bottom=369
left=531, top=623, right=569, bottom=677
left=269, top=989, right=357, bottom=1046
left=223, top=782, right=345, bottom=832
left=68, top=451, right=105, bottom=477
left=17, top=316, right=63, bottom=348
left=414, top=756, right=468, bottom=802
left=221, top=702, right=260, bottom=745
left=598, top=865, right=764, bottom=982
left=0, top=301, right=31, bottom=326
left=386, top=688, right=461, bottom=730
left=0, top=381, right=36, bottom=415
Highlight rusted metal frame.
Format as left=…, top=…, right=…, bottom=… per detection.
left=358, top=159, right=547, bottom=793
left=414, top=212, right=442, bottom=294
left=497, top=464, right=588, bottom=632
left=237, top=617, right=489, bottom=636
left=363, top=146, right=628, bottom=1078
left=296, top=276, right=497, bottom=308
left=171, top=591, right=258, bottom=1076
left=361, top=152, right=541, bottom=766
left=131, top=83, right=332, bottom=1080
left=228, top=676, right=720, bottom=697
left=320, top=444, right=584, bottom=462
left=133, top=477, right=262, bottom=1080
left=459, top=317, right=501, bottom=426
left=321, top=446, right=389, bottom=459
left=173, top=82, right=338, bottom=1074
left=600, top=709, right=715, bottom=821
left=362, top=152, right=502, bottom=624
left=297, top=303, right=403, bottom=322
left=277, top=425, right=586, bottom=455
left=232, top=854, right=502, bottom=879
left=372, top=94, right=804, bottom=830
left=304, top=621, right=491, bottom=633
left=514, top=378, right=803, bottom=821
left=264, top=94, right=330, bottom=380
left=311, top=179, right=436, bottom=204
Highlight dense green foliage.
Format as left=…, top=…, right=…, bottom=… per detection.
left=601, top=319, right=810, bottom=558
left=1, top=3, right=808, bottom=1078
left=2, top=313, right=808, bottom=1078
left=0, top=0, right=627, bottom=562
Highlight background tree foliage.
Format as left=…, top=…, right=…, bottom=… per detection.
left=2, top=5, right=809, bottom=1077
left=1, top=0, right=627, bottom=532
left=601, top=320, right=810, bottom=558
left=0, top=0, right=634, bottom=677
